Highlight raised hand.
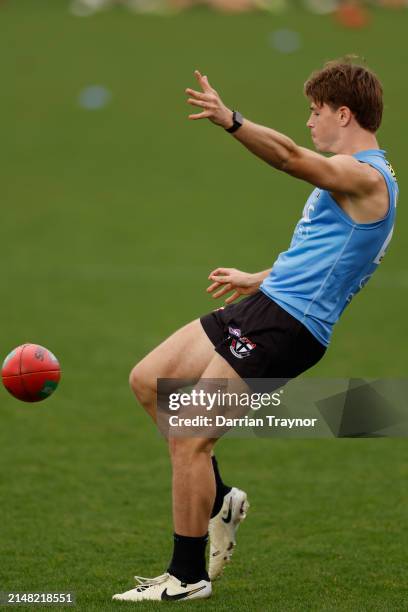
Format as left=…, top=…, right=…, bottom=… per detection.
left=185, top=70, right=233, bottom=128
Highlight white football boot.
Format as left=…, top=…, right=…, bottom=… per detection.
left=209, top=487, right=249, bottom=580
left=112, top=572, right=211, bottom=602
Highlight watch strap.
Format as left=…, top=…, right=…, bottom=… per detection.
left=226, top=111, right=244, bottom=133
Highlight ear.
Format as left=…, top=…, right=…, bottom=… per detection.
left=338, top=106, right=352, bottom=127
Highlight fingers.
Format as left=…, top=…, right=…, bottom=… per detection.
left=206, top=266, right=241, bottom=304
left=185, top=88, right=207, bottom=100
left=189, top=111, right=212, bottom=120
left=206, top=281, right=221, bottom=293
left=209, top=275, right=228, bottom=283
left=225, top=290, right=240, bottom=304
left=187, top=98, right=210, bottom=109
left=186, top=87, right=217, bottom=114
left=208, top=268, right=221, bottom=279
left=194, top=69, right=212, bottom=92
left=212, top=284, right=233, bottom=299
left=208, top=267, right=230, bottom=279
left=207, top=268, right=232, bottom=293
left=186, top=73, right=218, bottom=123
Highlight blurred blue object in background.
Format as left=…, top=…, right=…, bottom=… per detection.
left=78, top=85, right=112, bottom=110
left=269, top=29, right=302, bottom=54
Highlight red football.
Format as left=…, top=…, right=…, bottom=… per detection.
left=1, top=344, right=61, bottom=402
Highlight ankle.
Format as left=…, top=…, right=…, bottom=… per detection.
left=168, top=533, right=209, bottom=584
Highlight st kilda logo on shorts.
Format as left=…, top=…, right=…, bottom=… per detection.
left=228, top=327, right=256, bottom=359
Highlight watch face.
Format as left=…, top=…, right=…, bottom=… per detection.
left=234, top=112, right=243, bottom=125
left=226, top=111, right=243, bottom=132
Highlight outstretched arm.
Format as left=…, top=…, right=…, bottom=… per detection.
left=186, top=71, right=381, bottom=197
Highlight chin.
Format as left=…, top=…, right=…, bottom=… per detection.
left=314, top=142, right=330, bottom=154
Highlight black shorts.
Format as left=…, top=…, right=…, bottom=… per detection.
left=200, top=291, right=326, bottom=381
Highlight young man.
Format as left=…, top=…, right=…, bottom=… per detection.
left=113, top=59, right=398, bottom=601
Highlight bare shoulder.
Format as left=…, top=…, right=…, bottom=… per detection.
left=329, top=154, right=383, bottom=191
left=331, top=156, right=389, bottom=223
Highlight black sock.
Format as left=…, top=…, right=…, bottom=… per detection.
left=211, top=455, right=232, bottom=518
left=168, top=533, right=209, bottom=584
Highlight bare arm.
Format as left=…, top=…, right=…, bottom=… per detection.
left=232, top=123, right=381, bottom=196
left=186, top=71, right=381, bottom=197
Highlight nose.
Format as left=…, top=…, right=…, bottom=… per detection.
left=307, top=115, right=314, bottom=129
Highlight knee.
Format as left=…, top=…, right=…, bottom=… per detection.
left=169, top=437, right=214, bottom=463
left=129, top=362, right=155, bottom=408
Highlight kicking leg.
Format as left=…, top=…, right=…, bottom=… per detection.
left=129, top=319, right=214, bottom=421
left=113, top=324, right=243, bottom=601
left=129, top=317, right=232, bottom=525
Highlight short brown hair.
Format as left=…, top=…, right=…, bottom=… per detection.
left=304, top=57, right=383, bottom=132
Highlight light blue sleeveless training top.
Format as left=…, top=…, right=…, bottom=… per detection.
left=260, top=149, right=398, bottom=346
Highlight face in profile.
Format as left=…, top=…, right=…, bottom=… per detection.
left=306, top=102, right=343, bottom=154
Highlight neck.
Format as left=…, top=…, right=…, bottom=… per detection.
left=331, top=130, right=379, bottom=156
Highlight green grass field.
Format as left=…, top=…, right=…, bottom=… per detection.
left=1, top=1, right=408, bottom=610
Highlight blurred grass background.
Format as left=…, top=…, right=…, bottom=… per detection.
left=0, top=1, right=407, bottom=610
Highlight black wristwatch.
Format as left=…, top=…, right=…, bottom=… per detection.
left=225, top=110, right=244, bottom=133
